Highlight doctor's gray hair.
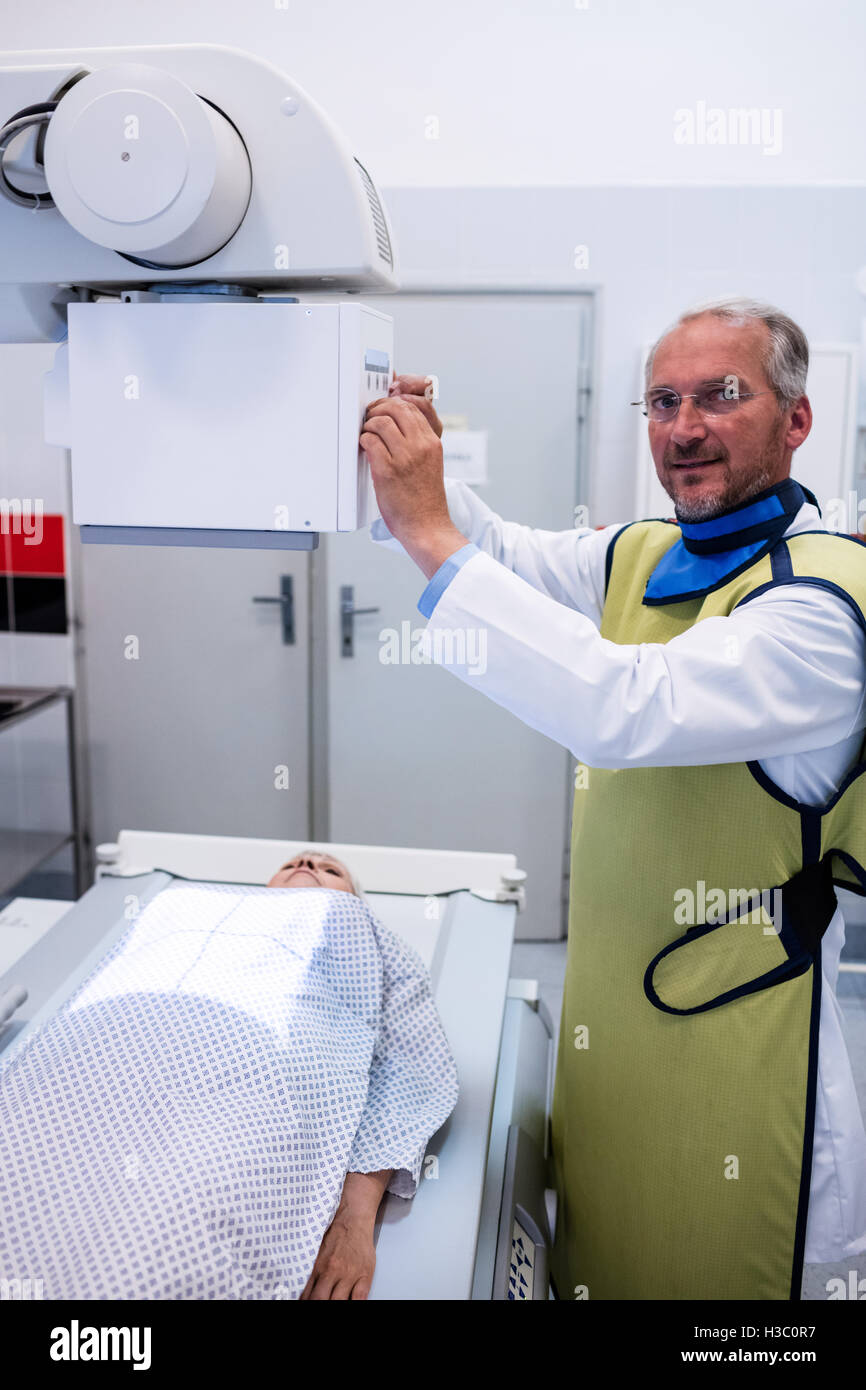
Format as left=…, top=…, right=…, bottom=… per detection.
left=645, top=297, right=809, bottom=408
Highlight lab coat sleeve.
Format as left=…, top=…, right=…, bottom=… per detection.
left=371, top=476, right=623, bottom=622
left=418, top=548, right=866, bottom=769
left=346, top=921, right=459, bottom=1199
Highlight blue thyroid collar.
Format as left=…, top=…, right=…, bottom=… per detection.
left=643, top=477, right=815, bottom=605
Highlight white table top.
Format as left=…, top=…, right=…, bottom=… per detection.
left=0, top=897, right=73, bottom=976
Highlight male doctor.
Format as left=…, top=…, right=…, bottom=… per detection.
left=360, top=297, right=866, bottom=1300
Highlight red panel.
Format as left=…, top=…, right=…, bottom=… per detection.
left=3, top=513, right=65, bottom=576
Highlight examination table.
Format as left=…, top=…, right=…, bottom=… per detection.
left=0, top=830, right=555, bottom=1301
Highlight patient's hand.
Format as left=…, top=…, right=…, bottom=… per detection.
left=300, top=1208, right=375, bottom=1301
left=299, top=1169, right=391, bottom=1301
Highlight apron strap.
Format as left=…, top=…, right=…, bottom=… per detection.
left=644, top=856, right=836, bottom=1016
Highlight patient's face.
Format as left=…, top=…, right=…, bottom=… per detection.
left=267, top=851, right=357, bottom=894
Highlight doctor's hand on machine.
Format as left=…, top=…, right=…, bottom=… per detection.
left=362, top=375, right=469, bottom=580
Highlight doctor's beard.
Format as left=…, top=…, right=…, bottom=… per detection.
left=669, top=462, right=773, bottom=523
left=663, top=412, right=787, bottom=523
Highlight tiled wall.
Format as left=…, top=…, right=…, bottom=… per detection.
left=0, top=511, right=68, bottom=637
left=0, top=343, right=74, bottom=688
left=0, top=344, right=75, bottom=876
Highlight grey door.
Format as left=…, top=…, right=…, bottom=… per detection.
left=77, top=539, right=312, bottom=847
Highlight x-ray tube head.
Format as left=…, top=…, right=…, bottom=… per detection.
left=41, top=64, right=254, bottom=268
left=0, top=43, right=400, bottom=547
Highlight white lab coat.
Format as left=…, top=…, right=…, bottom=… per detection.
left=373, top=479, right=866, bottom=1263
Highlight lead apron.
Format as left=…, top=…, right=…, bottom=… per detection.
left=550, top=524, right=866, bottom=1300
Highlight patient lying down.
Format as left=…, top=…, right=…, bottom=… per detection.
left=267, top=849, right=436, bottom=1300
left=0, top=849, right=458, bottom=1301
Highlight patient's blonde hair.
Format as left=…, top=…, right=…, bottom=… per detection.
left=341, top=861, right=368, bottom=902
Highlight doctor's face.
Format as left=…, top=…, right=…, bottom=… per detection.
left=647, top=314, right=811, bottom=523
left=267, top=851, right=357, bottom=893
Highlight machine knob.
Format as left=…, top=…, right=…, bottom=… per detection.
left=42, top=63, right=252, bottom=266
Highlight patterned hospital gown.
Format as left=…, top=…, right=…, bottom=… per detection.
left=0, top=881, right=459, bottom=1299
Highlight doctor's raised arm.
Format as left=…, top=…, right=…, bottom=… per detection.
left=364, top=373, right=618, bottom=626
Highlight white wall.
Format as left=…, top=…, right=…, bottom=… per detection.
left=2, top=0, right=865, bottom=185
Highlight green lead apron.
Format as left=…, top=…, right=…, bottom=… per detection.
left=550, top=524, right=866, bottom=1300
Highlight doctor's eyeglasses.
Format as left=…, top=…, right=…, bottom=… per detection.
left=631, top=383, right=774, bottom=421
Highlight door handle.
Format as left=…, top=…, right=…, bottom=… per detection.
left=341, top=585, right=380, bottom=657
left=252, top=575, right=295, bottom=644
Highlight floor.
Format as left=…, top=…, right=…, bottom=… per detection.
left=509, top=937, right=866, bottom=1302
